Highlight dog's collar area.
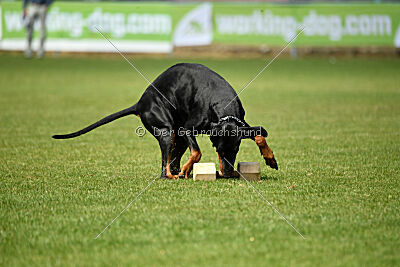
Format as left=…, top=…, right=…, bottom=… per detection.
left=217, top=116, right=246, bottom=127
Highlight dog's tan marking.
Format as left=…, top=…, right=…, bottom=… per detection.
left=255, top=135, right=274, bottom=159
left=218, top=153, right=224, bottom=176
left=255, top=135, right=278, bottom=170
left=166, top=156, right=178, bottom=179
left=179, top=149, right=202, bottom=178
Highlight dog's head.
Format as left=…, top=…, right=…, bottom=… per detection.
left=210, top=122, right=270, bottom=177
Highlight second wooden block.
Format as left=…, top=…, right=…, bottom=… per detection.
left=237, top=162, right=261, bottom=181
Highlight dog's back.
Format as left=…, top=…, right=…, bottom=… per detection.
left=136, top=63, right=245, bottom=128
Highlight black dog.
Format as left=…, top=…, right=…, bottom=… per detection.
left=53, top=63, right=278, bottom=179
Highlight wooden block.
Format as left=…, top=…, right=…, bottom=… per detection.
left=193, top=163, right=216, bottom=181
left=238, top=162, right=260, bottom=173
left=237, top=162, right=260, bottom=181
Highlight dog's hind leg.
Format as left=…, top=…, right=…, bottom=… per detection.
left=157, top=129, right=179, bottom=179
left=179, top=134, right=202, bottom=178
left=170, top=135, right=188, bottom=175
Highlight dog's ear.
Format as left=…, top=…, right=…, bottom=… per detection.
left=239, top=126, right=268, bottom=139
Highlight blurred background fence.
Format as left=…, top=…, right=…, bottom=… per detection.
left=1, top=0, right=399, bottom=55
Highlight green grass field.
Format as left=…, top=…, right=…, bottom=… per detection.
left=1, top=53, right=399, bottom=266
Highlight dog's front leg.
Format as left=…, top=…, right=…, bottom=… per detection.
left=218, top=153, right=224, bottom=177
left=255, top=135, right=278, bottom=170
left=179, top=134, right=201, bottom=178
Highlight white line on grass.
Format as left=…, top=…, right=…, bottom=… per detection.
left=95, top=26, right=177, bottom=110
left=94, top=158, right=176, bottom=239
left=224, top=27, right=305, bottom=110
left=223, top=158, right=306, bottom=239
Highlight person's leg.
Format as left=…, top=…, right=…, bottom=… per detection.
left=25, top=6, right=36, bottom=58
left=37, top=5, right=47, bottom=58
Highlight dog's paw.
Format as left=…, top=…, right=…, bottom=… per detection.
left=161, top=174, right=179, bottom=179
left=264, top=157, right=278, bottom=170
left=168, top=174, right=179, bottom=180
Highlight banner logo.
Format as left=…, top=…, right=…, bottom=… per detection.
left=173, top=3, right=213, bottom=47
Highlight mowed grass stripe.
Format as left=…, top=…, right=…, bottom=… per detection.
left=0, top=54, right=399, bottom=266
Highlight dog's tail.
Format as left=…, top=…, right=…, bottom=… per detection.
left=52, top=103, right=138, bottom=139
